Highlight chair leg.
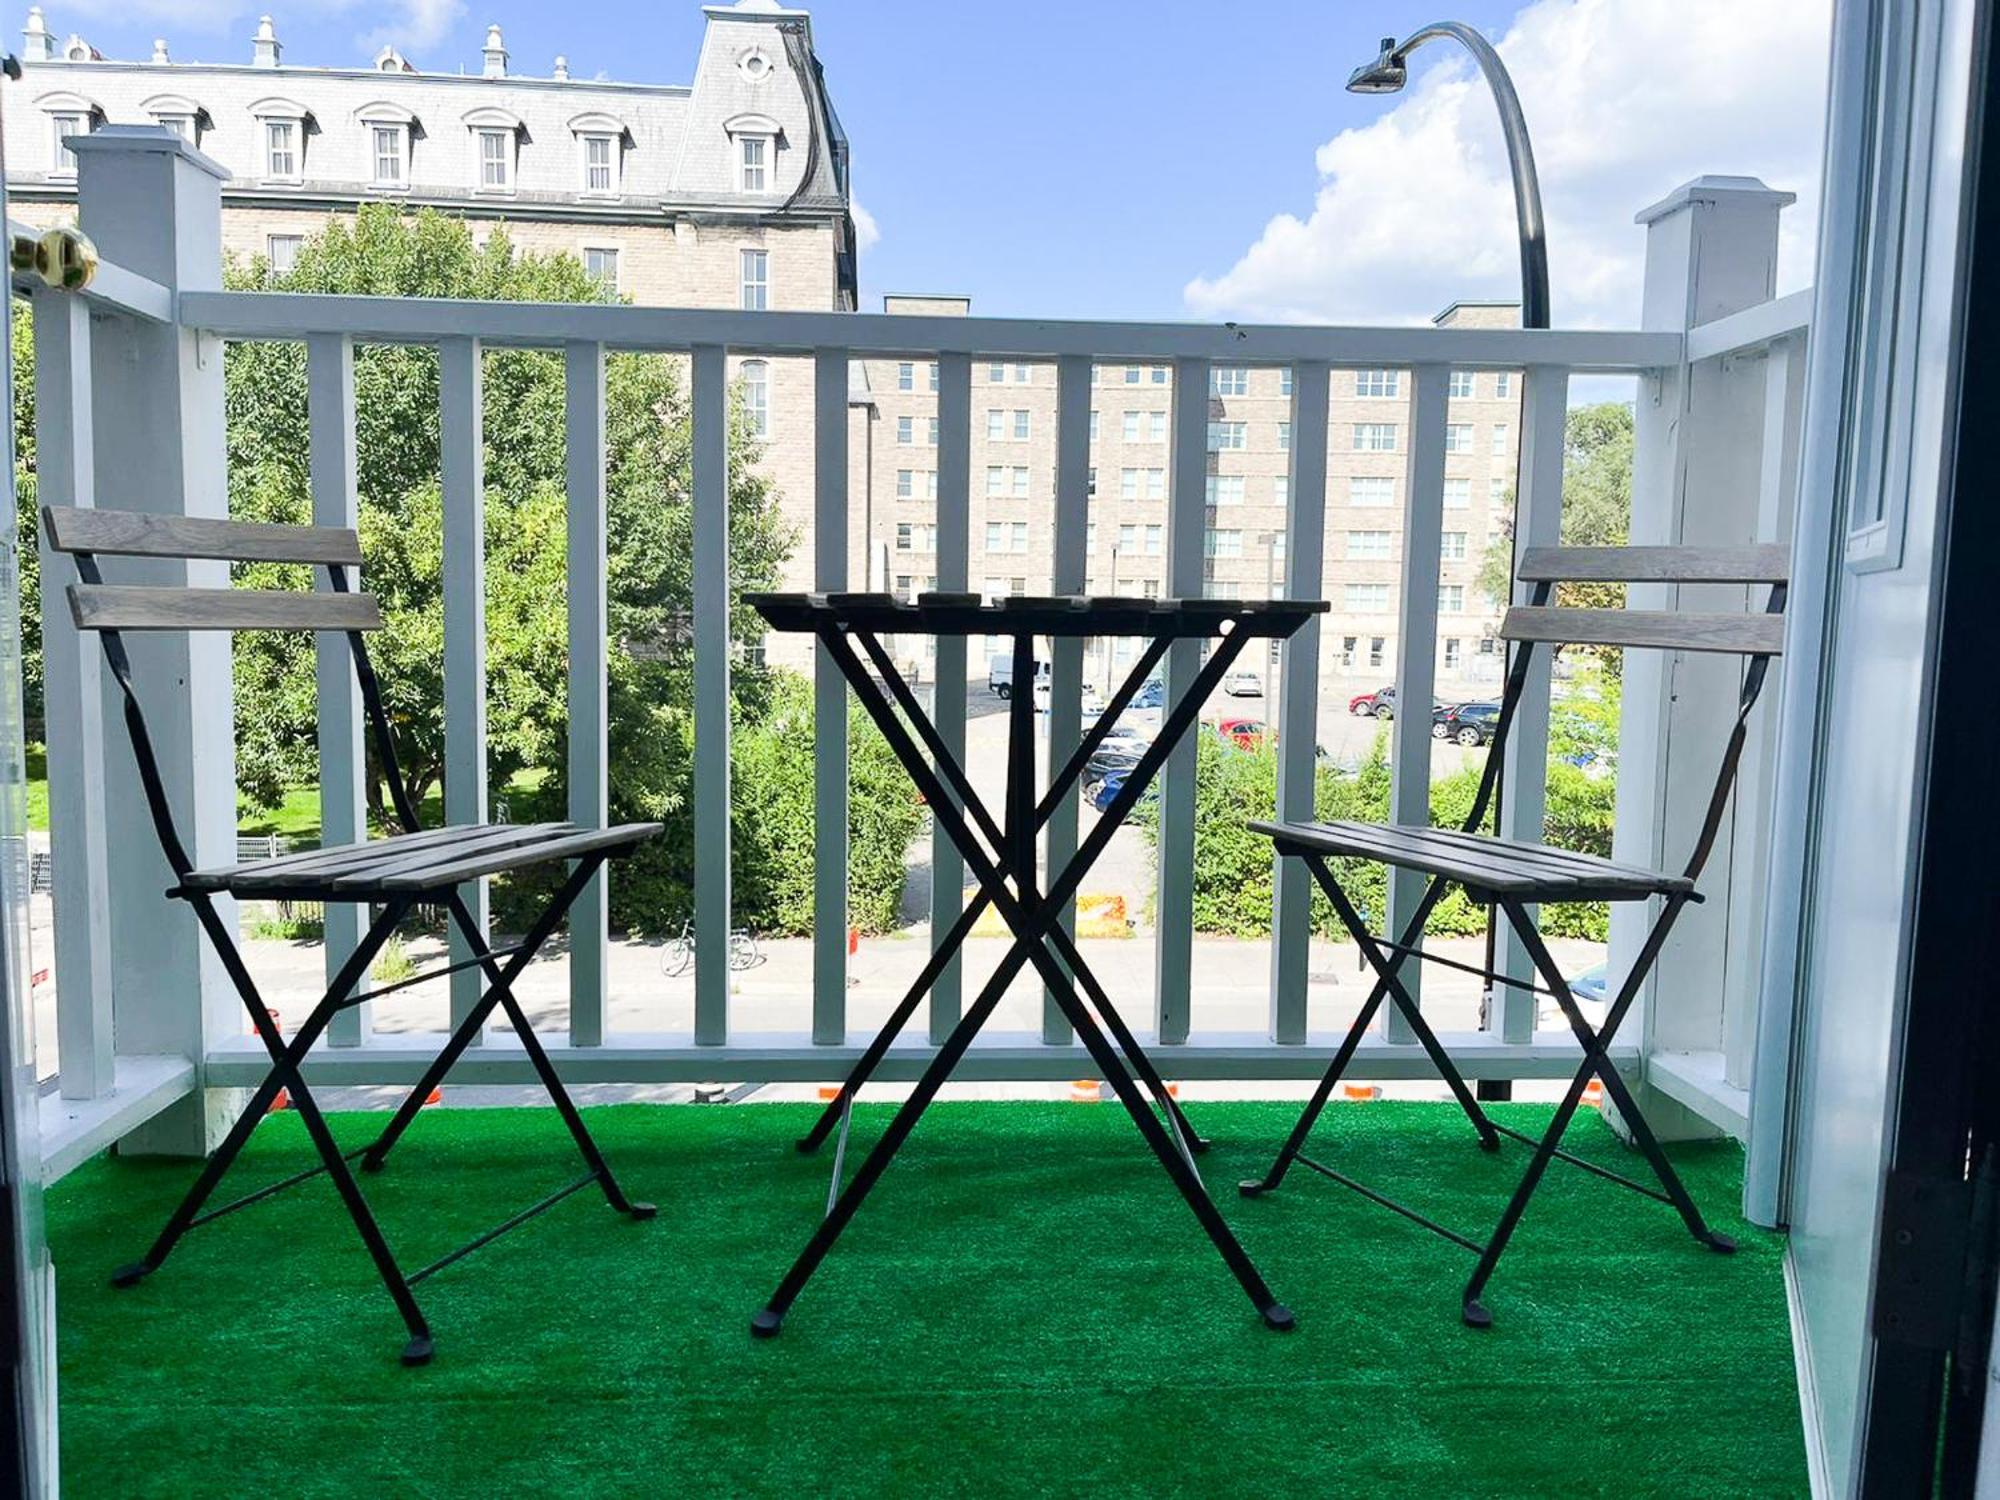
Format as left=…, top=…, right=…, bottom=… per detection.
left=359, top=856, right=602, bottom=1175
left=121, top=896, right=435, bottom=1363
left=1239, top=861, right=1465, bottom=1197
left=442, top=886, right=655, bottom=1220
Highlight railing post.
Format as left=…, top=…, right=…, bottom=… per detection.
left=1616, top=176, right=1795, bottom=1141
left=689, top=344, right=731, bottom=1046
left=1156, top=355, right=1211, bottom=1045
left=812, top=349, right=850, bottom=1044
left=929, top=352, right=971, bottom=1042
left=69, top=125, right=239, bottom=1153
left=440, top=337, right=488, bottom=1037
left=567, top=341, right=610, bottom=1047
left=308, top=333, right=368, bottom=1046
left=1383, top=364, right=1449, bottom=1039
left=1042, top=354, right=1092, bottom=1043
left=34, top=291, right=113, bottom=1098
left=1269, top=362, right=1330, bottom=1043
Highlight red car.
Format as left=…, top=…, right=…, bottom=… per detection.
left=1349, top=685, right=1397, bottom=718
left=1214, top=716, right=1268, bottom=750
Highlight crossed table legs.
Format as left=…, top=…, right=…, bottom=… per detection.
left=751, top=619, right=1294, bottom=1335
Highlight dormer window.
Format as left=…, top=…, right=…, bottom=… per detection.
left=357, top=102, right=419, bottom=192
left=36, top=93, right=100, bottom=177
left=251, top=98, right=309, bottom=185
left=464, top=108, right=522, bottom=195
left=267, top=120, right=297, bottom=178
left=568, top=112, right=628, bottom=199
left=372, top=125, right=405, bottom=186
left=723, top=113, right=783, bottom=197
left=142, top=94, right=206, bottom=148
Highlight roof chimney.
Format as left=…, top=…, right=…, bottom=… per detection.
left=21, top=6, right=51, bottom=62
left=150, top=37, right=169, bottom=64
left=481, top=22, right=507, bottom=78
left=552, top=54, right=569, bottom=81
left=252, top=13, right=280, bottom=68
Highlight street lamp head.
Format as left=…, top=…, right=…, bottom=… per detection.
left=1346, top=36, right=1408, bottom=94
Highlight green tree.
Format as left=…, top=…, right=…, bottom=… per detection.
left=1478, top=400, right=1636, bottom=626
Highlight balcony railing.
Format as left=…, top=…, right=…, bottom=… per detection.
left=24, top=133, right=1810, bottom=1184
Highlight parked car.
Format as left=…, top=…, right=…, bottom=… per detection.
left=1349, top=685, right=1396, bottom=718
left=1437, top=701, right=1502, bottom=747
left=988, top=652, right=1050, bottom=700
left=1214, top=715, right=1267, bottom=750
left=1086, top=769, right=1159, bottom=814
left=1083, top=746, right=1142, bottom=786
left=1129, top=677, right=1166, bottom=710
left=1430, top=702, right=1460, bottom=739
left=1223, top=668, right=1264, bottom=697
left=1098, top=723, right=1151, bottom=757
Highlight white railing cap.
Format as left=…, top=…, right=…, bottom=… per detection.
left=68, top=124, right=229, bottom=182
left=1635, top=174, right=1797, bottom=226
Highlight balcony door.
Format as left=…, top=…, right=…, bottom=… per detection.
left=1773, top=0, right=2000, bottom=1492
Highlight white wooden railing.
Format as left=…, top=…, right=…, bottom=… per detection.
left=24, top=132, right=1810, bottom=1177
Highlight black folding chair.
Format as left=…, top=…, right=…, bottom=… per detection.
left=45, top=505, right=661, bottom=1365
left=1239, top=543, right=1787, bottom=1327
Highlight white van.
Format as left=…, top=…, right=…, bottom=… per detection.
left=987, top=651, right=1051, bottom=700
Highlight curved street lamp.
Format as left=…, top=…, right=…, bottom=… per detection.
left=1348, top=24, right=1547, bottom=1086
left=1348, top=25, right=1549, bottom=329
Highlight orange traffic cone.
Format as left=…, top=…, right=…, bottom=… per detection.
left=1069, top=1079, right=1102, bottom=1103
left=265, top=1010, right=289, bottom=1112
left=1582, top=1078, right=1604, bottom=1109
left=1342, top=1082, right=1381, bottom=1102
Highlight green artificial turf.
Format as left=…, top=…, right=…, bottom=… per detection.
left=46, top=1101, right=1807, bottom=1497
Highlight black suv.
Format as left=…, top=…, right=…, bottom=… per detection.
left=1435, top=701, right=1502, bottom=747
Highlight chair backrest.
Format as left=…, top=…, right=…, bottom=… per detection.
left=1460, top=543, right=1789, bottom=888
left=43, top=506, right=384, bottom=634
left=42, top=506, right=416, bottom=880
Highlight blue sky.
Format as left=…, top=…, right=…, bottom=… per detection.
left=42, top=0, right=1831, bottom=325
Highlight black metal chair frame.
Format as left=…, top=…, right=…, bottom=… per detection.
left=745, top=591, right=1323, bottom=1336
left=46, top=506, right=659, bottom=1365
left=1240, top=553, right=1787, bottom=1327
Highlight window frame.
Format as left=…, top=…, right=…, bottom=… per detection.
left=740, top=247, right=770, bottom=311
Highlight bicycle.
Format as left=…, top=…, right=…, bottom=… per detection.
left=661, top=917, right=761, bottom=977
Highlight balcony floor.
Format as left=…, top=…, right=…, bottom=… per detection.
left=47, top=1101, right=1805, bottom=1495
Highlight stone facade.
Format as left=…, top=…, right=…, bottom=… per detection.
left=854, top=298, right=1522, bottom=710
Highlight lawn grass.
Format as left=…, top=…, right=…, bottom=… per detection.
left=45, top=1100, right=1807, bottom=1497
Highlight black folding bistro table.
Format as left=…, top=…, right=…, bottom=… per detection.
left=744, top=589, right=1325, bottom=1335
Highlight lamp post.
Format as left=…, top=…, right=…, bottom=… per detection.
left=1348, top=23, right=1546, bottom=1097
left=1347, top=25, right=1548, bottom=330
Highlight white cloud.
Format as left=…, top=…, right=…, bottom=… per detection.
left=360, top=0, right=465, bottom=56
left=851, top=198, right=881, bottom=253
left=57, top=0, right=350, bottom=34
left=1184, top=0, right=1833, bottom=329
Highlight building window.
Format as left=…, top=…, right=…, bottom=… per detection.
left=1355, top=369, right=1400, bottom=399
left=1448, top=370, right=1476, bottom=399
left=1122, top=410, right=1164, bottom=441
left=263, top=119, right=298, bottom=180
left=1280, top=368, right=1294, bottom=397
left=1494, top=371, right=1513, bottom=398
left=1087, top=467, right=1097, bottom=497
left=583, top=246, right=619, bottom=290
left=897, top=469, right=915, bottom=499
left=1339, top=635, right=1358, bottom=668
left=741, top=135, right=768, bottom=191
left=1273, top=474, right=1290, bottom=507
left=1440, top=584, right=1464, bottom=613
left=1369, top=637, right=1387, bottom=669
left=1210, top=366, right=1249, bottom=396
left=985, top=465, right=1029, bottom=498
left=1277, top=421, right=1291, bottom=452
left=985, top=521, right=1029, bottom=554
left=1353, top=423, right=1397, bottom=452
left=371, top=124, right=406, bottom=186
left=1492, top=423, right=1510, bottom=455
left=1347, top=530, right=1393, bottom=560
left=740, top=249, right=769, bottom=310
left=1206, top=475, right=1245, bottom=506
left=50, top=112, right=86, bottom=173
left=1145, top=524, right=1163, bottom=555
left=477, top=127, right=511, bottom=190
left=985, top=409, right=1030, bottom=441
left=897, top=416, right=915, bottom=445
left=1479, top=635, right=1497, bottom=655
left=1443, top=637, right=1462, bottom=670
left=582, top=133, right=618, bottom=195
left=928, top=416, right=940, bottom=445
left=267, top=234, right=304, bottom=276
left=1345, top=582, right=1392, bottom=612
left=1207, top=421, right=1246, bottom=451
left=741, top=360, right=770, bottom=438
left=1350, top=476, right=1395, bottom=506
left=1443, top=423, right=1475, bottom=453
left=1206, top=528, right=1243, bottom=558
left=1443, top=477, right=1471, bottom=508
left=1440, top=530, right=1468, bottom=561
left=896, top=522, right=935, bottom=551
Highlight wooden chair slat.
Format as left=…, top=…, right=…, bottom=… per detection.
left=44, top=506, right=363, bottom=566
left=1500, top=605, right=1783, bottom=656
left=1515, top=544, right=1790, bottom=584
left=68, top=584, right=383, bottom=633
